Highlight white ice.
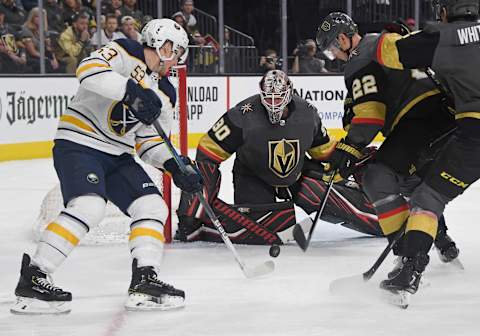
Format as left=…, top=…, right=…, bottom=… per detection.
left=1, top=158, right=479, bottom=336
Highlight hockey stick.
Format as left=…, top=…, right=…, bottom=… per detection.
left=293, top=170, right=337, bottom=251
left=151, top=119, right=274, bottom=278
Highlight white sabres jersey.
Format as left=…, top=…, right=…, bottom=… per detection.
left=55, top=38, right=175, bottom=168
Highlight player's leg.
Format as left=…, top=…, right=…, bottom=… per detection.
left=12, top=140, right=108, bottom=315
left=381, top=132, right=480, bottom=294
left=106, top=157, right=184, bottom=310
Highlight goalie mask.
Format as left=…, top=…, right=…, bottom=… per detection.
left=141, top=18, right=189, bottom=63
left=316, top=12, right=358, bottom=60
left=259, top=70, right=293, bottom=124
left=432, top=0, right=479, bottom=21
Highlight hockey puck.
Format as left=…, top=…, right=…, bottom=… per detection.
left=269, top=244, right=281, bottom=258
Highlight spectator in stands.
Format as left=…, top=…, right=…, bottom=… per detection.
left=46, top=0, right=65, bottom=34
left=21, top=7, right=60, bottom=72
left=0, top=5, right=26, bottom=73
left=21, top=0, right=36, bottom=12
left=91, top=13, right=121, bottom=47
left=0, top=0, right=26, bottom=27
left=102, top=0, right=122, bottom=19
left=406, top=17, right=416, bottom=31
left=120, top=0, right=142, bottom=27
left=224, top=28, right=240, bottom=73
left=62, top=0, right=93, bottom=27
left=116, top=15, right=140, bottom=42
left=291, top=39, right=327, bottom=74
left=172, top=11, right=195, bottom=44
left=180, top=0, right=197, bottom=33
left=257, top=48, right=279, bottom=73
left=56, top=11, right=92, bottom=73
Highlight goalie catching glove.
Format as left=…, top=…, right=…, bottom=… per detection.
left=123, top=79, right=162, bottom=125
left=164, top=156, right=204, bottom=193
left=327, top=139, right=363, bottom=178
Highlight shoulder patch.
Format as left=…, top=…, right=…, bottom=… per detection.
left=113, top=39, right=145, bottom=63
left=158, top=77, right=177, bottom=107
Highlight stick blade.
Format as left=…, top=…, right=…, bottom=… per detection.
left=243, top=260, right=275, bottom=279
left=293, top=224, right=308, bottom=251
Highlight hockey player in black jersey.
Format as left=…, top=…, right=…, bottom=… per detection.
left=176, top=69, right=383, bottom=245
left=369, top=0, right=479, bottom=300
left=316, top=12, right=461, bottom=301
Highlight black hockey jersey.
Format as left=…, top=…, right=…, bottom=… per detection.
left=196, top=95, right=335, bottom=187
left=344, top=34, right=441, bottom=147
left=376, top=21, right=480, bottom=131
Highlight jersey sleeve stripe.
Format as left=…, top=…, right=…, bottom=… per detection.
left=78, top=69, right=113, bottom=84
left=60, top=115, right=96, bottom=133
left=76, top=63, right=111, bottom=78
left=308, top=138, right=336, bottom=161
left=351, top=117, right=385, bottom=126
left=135, top=137, right=164, bottom=151
left=376, top=33, right=404, bottom=70
left=353, top=101, right=386, bottom=119
left=390, top=89, right=440, bottom=130
left=197, top=134, right=232, bottom=163
left=78, top=57, right=109, bottom=67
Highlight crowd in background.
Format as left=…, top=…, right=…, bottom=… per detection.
left=0, top=0, right=419, bottom=75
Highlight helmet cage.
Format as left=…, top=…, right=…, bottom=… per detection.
left=259, top=70, right=293, bottom=124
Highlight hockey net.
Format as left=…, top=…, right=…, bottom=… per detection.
left=33, top=65, right=188, bottom=245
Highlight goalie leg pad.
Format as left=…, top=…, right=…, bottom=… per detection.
left=201, top=199, right=295, bottom=245
left=33, top=195, right=106, bottom=273
left=127, top=194, right=168, bottom=268
left=294, top=175, right=382, bottom=236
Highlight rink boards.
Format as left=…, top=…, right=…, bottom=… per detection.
left=0, top=75, right=373, bottom=161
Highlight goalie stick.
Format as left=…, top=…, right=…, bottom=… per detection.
left=152, top=119, right=274, bottom=279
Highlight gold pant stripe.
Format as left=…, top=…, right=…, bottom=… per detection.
left=129, top=227, right=165, bottom=243
left=455, top=112, right=480, bottom=120
left=60, top=115, right=96, bottom=133
left=406, top=212, right=438, bottom=239
left=378, top=209, right=409, bottom=235
left=46, top=222, right=80, bottom=246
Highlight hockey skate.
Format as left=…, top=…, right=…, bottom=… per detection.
left=125, top=259, right=185, bottom=311
left=380, top=252, right=430, bottom=309
left=434, top=227, right=463, bottom=269
left=11, top=254, right=72, bottom=315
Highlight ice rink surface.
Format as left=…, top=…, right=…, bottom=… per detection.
left=1, top=158, right=479, bottom=336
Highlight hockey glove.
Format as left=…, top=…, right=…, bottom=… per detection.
left=164, top=156, right=204, bottom=194
left=123, top=79, right=162, bottom=125
left=327, top=140, right=363, bottom=179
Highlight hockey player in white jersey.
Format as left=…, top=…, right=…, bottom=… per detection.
left=11, top=19, right=202, bottom=314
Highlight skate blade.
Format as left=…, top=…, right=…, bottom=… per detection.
left=10, top=296, right=71, bottom=315
left=243, top=260, right=275, bottom=279
left=435, top=248, right=465, bottom=270
left=382, top=289, right=410, bottom=309
left=125, top=293, right=185, bottom=311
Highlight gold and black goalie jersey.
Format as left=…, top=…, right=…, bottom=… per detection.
left=196, top=94, right=336, bottom=187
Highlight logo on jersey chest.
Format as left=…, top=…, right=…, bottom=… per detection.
left=268, top=139, right=300, bottom=178
left=108, top=101, right=139, bottom=136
